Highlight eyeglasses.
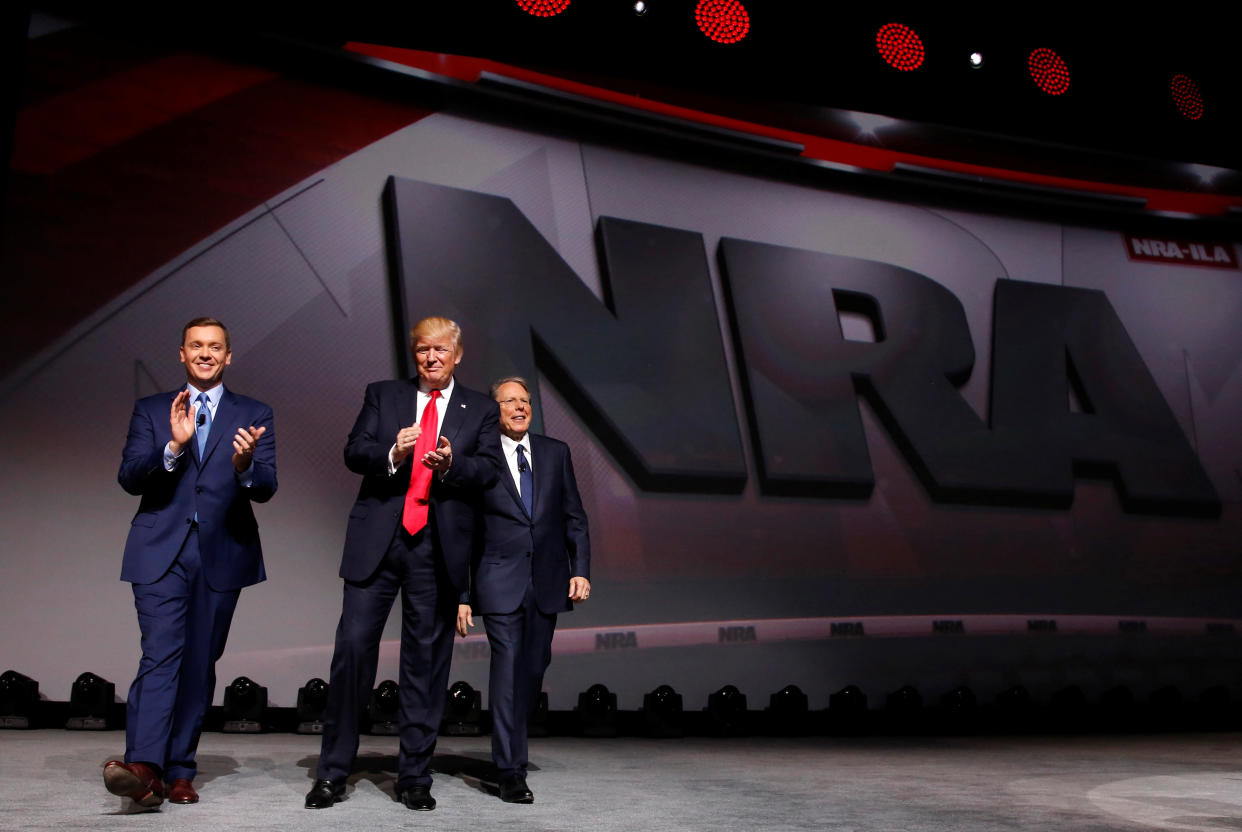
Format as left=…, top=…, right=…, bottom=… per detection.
left=498, top=398, right=531, bottom=409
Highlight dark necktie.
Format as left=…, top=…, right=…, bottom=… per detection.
left=402, top=389, right=441, bottom=535
left=516, top=443, right=533, bottom=517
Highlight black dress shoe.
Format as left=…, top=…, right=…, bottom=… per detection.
left=499, top=774, right=534, bottom=804
left=399, top=784, right=436, bottom=811
left=304, top=779, right=345, bottom=809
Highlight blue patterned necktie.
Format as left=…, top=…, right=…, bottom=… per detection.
left=195, top=392, right=212, bottom=457
left=516, top=444, right=533, bottom=517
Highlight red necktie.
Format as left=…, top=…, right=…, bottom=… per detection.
left=402, top=389, right=441, bottom=535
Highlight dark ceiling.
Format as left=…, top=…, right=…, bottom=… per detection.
left=23, top=3, right=1242, bottom=174
left=238, top=4, right=1242, bottom=173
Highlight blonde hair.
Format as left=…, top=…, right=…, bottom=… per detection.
left=409, top=316, right=462, bottom=354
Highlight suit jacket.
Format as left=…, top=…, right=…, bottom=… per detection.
left=474, top=433, right=590, bottom=616
left=118, top=388, right=277, bottom=591
left=339, top=379, right=500, bottom=592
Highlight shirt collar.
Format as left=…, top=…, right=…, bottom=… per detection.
left=186, top=383, right=224, bottom=410
left=419, top=376, right=455, bottom=401
left=500, top=432, right=531, bottom=457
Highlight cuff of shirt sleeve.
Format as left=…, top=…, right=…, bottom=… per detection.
left=163, top=442, right=185, bottom=471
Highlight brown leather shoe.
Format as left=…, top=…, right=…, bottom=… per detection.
left=103, top=760, right=165, bottom=807
left=167, top=778, right=199, bottom=804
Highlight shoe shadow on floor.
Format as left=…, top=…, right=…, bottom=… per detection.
left=432, top=751, right=541, bottom=798
left=296, top=750, right=540, bottom=801
left=432, top=752, right=497, bottom=796
left=191, top=753, right=241, bottom=789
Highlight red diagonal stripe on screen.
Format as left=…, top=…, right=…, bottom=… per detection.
left=12, top=53, right=276, bottom=174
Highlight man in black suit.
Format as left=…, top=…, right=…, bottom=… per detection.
left=458, top=376, right=591, bottom=804
left=306, top=316, right=500, bottom=812
left=106, top=317, right=275, bottom=808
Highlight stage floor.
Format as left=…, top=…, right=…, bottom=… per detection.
left=2, top=729, right=1239, bottom=831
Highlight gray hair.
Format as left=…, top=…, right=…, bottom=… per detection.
left=490, top=376, right=530, bottom=399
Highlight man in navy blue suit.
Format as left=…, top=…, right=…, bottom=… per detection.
left=104, top=317, right=276, bottom=808
left=458, top=376, right=591, bottom=804
left=306, top=316, right=500, bottom=812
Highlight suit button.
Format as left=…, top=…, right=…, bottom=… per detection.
left=186, top=518, right=192, bottom=524
left=196, top=487, right=203, bottom=494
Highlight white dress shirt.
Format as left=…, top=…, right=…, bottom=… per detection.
left=500, top=432, right=533, bottom=496
left=388, top=377, right=455, bottom=474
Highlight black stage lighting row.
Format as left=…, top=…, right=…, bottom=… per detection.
left=3, top=669, right=1239, bottom=736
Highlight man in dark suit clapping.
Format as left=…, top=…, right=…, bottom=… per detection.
left=105, top=317, right=276, bottom=808
left=307, top=316, right=500, bottom=812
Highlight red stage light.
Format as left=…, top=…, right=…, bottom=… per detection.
left=1170, top=74, right=1203, bottom=121
left=1028, top=48, right=1070, bottom=95
left=695, top=0, right=750, bottom=44
left=875, top=23, right=925, bottom=72
left=515, top=0, right=570, bottom=17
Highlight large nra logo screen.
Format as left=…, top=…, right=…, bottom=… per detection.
left=384, top=177, right=1218, bottom=516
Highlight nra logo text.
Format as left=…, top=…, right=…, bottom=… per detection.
left=596, top=631, right=638, bottom=650
left=1125, top=235, right=1237, bottom=268
left=719, top=625, right=757, bottom=643
left=1117, top=620, right=1148, bottom=633
left=453, top=642, right=490, bottom=661
left=831, top=622, right=865, bottom=637
left=932, top=619, right=965, bottom=634
left=1027, top=619, right=1058, bottom=632
left=384, top=178, right=1222, bottom=516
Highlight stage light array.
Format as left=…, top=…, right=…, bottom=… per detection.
left=695, top=0, right=750, bottom=45
left=515, top=0, right=570, bottom=17
left=1170, top=74, right=1203, bottom=120
left=578, top=683, right=619, bottom=737
left=222, top=676, right=267, bottom=732
left=876, top=23, right=925, bottom=71
left=1028, top=47, right=1070, bottom=95
left=442, top=680, right=483, bottom=736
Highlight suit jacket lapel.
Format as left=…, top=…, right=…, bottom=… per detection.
left=500, top=454, right=528, bottom=519
left=529, top=434, right=552, bottom=520
left=200, top=389, right=235, bottom=467
left=438, top=383, right=468, bottom=444
left=398, top=379, right=418, bottom=430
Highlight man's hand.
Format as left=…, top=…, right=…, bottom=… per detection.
left=392, top=423, right=422, bottom=465
left=569, top=576, right=591, bottom=602
left=456, top=604, right=474, bottom=637
left=232, top=425, right=267, bottom=472
left=169, top=390, right=196, bottom=453
left=423, top=436, right=453, bottom=472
